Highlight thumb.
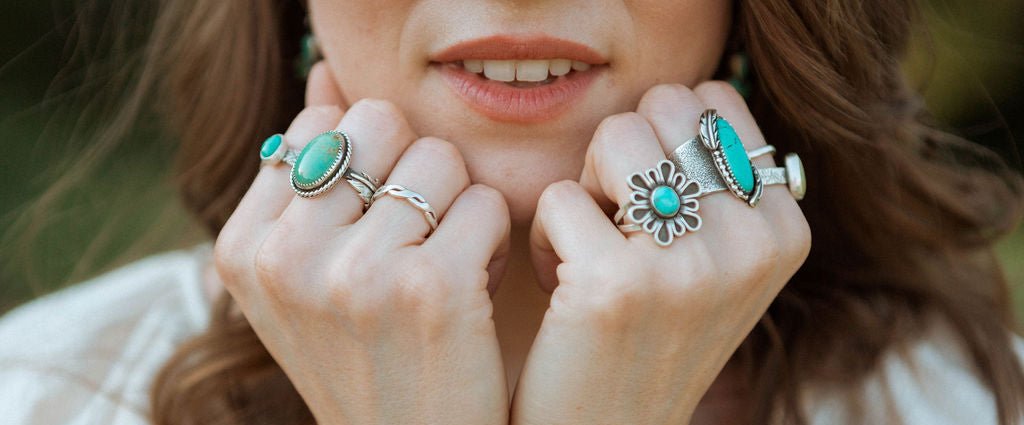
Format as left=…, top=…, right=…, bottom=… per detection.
left=305, top=61, right=349, bottom=108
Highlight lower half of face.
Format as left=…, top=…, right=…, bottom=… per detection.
left=310, top=0, right=731, bottom=224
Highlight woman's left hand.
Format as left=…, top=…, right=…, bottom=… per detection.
left=513, top=82, right=812, bottom=424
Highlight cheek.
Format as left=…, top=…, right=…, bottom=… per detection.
left=625, top=0, right=732, bottom=86
left=308, top=0, right=415, bottom=100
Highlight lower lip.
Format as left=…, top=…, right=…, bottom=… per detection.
left=436, top=63, right=601, bottom=123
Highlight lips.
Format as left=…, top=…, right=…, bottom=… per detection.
left=430, top=35, right=608, bottom=123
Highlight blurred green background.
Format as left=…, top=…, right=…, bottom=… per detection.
left=0, top=1, right=1022, bottom=319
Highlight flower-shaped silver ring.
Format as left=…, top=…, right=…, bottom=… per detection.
left=613, top=159, right=703, bottom=247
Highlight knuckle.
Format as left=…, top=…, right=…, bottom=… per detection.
left=551, top=260, right=651, bottom=329
left=212, top=231, right=246, bottom=288
left=346, top=98, right=413, bottom=139
left=537, top=180, right=580, bottom=213
left=461, top=184, right=509, bottom=215
left=389, top=254, right=454, bottom=315
left=294, top=104, right=343, bottom=125
left=639, top=84, right=700, bottom=112
left=595, top=112, right=649, bottom=139
left=694, top=80, right=743, bottom=104
left=407, top=137, right=466, bottom=171
left=350, top=98, right=403, bottom=121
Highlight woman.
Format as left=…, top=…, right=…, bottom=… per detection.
left=0, top=0, right=1022, bottom=424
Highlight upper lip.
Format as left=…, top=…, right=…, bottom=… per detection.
left=430, top=34, right=608, bottom=64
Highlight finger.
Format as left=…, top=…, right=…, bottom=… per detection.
left=635, top=84, right=705, bottom=157
left=425, top=184, right=512, bottom=296
left=358, top=137, right=471, bottom=245
left=230, top=106, right=344, bottom=228
left=693, top=81, right=807, bottom=277
left=279, top=99, right=418, bottom=227
left=305, top=61, right=348, bottom=108
left=215, top=106, right=343, bottom=300
left=688, top=81, right=794, bottom=286
left=578, top=113, right=668, bottom=212
left=530, top=180, right=623, bottom=293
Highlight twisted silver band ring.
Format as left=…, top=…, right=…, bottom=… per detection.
left=371, top=184, right=440, bottom=234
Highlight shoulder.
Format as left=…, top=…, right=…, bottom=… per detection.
left=0, top=243, right=213, bottom=424
left=802, top=314, right=1024, bottom=424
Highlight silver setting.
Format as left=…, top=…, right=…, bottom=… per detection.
left=696, top=109, right=764, bottom=207
left=371, top=184, right=440, bottom=235
left=260, top=134, right=289, bottom=165
left=675, top=148, right=806, bottom=200
left=291, top=130, right=353, bottom=198
left=613, top=159, right=702, bottom=247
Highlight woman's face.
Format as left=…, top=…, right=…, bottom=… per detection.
left=309, top=0, right=732, bottom=223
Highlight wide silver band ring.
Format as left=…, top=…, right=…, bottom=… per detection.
left=371, top=184, right=440, bottom=234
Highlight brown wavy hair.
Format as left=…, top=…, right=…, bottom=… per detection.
left=112, top=0, right=1024, bottom=424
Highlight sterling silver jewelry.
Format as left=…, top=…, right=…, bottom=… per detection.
left=263, top=131, right=381, bottom=207
left=670, top=110, right=808, bottom=205
left=371, top=184, right=440, bottom=234
left=671, top=138, right=807, bottom=202
left=613, top=159, right=702, bottom=247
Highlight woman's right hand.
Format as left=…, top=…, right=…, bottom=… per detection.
left=213, top=63, right=512, bottom=425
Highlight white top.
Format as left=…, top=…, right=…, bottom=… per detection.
left=0, top=244, right=1021, bottom=424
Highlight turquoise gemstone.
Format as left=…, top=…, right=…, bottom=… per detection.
left=260, top=134, right=283, bottom=160
left=717, top=117, right=754, bottom=193
left=293, top=133, right=341, bottom=188
left=650, top=185, right=681, bottom=218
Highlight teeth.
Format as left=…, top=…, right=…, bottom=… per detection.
left=463, top=59, right=484, bottom=73
left=516, top=60, right=549, bottom=82
left=549, top=59, right=572, bottom=76
left=482, top=60, right=516, bottom=82
left=463, top=59, right=593, bottom=82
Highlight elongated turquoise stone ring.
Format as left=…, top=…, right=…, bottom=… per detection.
left=668, top=109, right=807, bottom=206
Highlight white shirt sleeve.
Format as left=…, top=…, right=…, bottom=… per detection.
left=804, top=316, right=1024, bottom=424
left=0, top=244, right=211, bottom=425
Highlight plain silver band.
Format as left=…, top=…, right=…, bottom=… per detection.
left=746, top=145, right=776, bottom=159
left=371, top=184, right=440, bottom=233
left=670, top=138, right=799, bottom=199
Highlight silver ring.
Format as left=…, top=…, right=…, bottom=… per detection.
left=746, top=145, right=776, bottom=160
left=261, top=131, right=381, bottom=207
left=371, top=184, right=440, bottom=234
left=671, top=138, right=806, bottom=202
left=669, top=110, right=806, bottom=206
left=613, top=159, right=702, bottom=247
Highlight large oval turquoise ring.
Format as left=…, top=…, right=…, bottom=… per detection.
left=289, top=130, right=356, bottom=199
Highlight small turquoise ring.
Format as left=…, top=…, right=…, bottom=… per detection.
left=259, top=134, right=296, bottom=166
left=614, top=159, right=703, bottom=247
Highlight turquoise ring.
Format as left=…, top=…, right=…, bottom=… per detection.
left=259, top=131, right=381, bottom=206
left=614, top=159, right=703, bottom=247
left=669, top=110, right=807, bottom=205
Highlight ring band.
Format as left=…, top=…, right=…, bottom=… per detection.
left=371, top=184, right=440, bottom=234
left=260, top=132, right=381, bottom=207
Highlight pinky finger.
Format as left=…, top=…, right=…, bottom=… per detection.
left=424, top=184, right=512, bottom=294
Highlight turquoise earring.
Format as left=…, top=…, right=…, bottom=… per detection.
left=726, top=52, right=752, bottom=99
left=296, top=32, right=322, bottom=79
